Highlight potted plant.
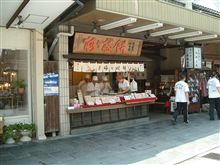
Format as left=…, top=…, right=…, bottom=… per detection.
left=19, top=123, right=35, bottom=142
left=13, top=79, right=26, bottom=94
left=3, top=125, right=17, bottom=144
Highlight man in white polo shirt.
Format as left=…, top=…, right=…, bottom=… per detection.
left=172, top=72, right=190, bottom=124
left=207, top=71, right=220, bottom=120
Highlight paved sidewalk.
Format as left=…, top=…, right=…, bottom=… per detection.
left=177, top=146, right=220, bottom=165
left=0, top=112, right=219, bottom=165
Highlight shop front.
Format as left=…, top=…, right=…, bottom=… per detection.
left=0, top=27, right=46, bottom=140
left=43, top=0, right=220, bottom=137
left=64, top=32, right=157, bottom=132
left=0, top=28, right=32, bottom=124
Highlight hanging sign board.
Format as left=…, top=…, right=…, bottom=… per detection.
left=185, top=47, right=202, bottom=69
left=73, top=32, right=143, bottom=56
left=194, top=47, right=202, bottom=69
left=72, top=61, right=145, bottom=73
left=44, top=73, right=59, bottom=96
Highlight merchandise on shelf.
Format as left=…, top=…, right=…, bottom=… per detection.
left=187, top=76, right=200, bottom=103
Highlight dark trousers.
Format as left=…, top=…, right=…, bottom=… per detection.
left=173, top=102, right=188, bottom=122
left=209, top=98, right=220, bottom=120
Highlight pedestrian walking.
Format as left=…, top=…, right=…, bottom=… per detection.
left=207, top=70, right=220, bottom=120
left=172, top=72, right=190, bottom=124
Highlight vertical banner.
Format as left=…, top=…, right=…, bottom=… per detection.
left=44, top=73, right=59, bottom=96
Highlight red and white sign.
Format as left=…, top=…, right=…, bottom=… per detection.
left=73, top=32, right=143, bottom=56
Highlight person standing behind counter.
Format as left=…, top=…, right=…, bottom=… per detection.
left=78, top=74, right=91, bottom=96
left=116, top=75, right=130, bottom=94
left=87, top=76, right=101, bottom=96
left=100, top=76, right=112, bottom=94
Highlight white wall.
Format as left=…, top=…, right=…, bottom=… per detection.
left=0, top=27, right=30, bottom=50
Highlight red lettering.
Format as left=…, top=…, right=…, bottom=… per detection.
left=102, top=38, right=114, bottom=53
left=96, top=40, right=102, bottom=49
left=84, top=36, right=96, bottom=52
left=114, top=40, right=126, bottom=54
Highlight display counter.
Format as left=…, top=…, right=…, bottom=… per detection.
left=66, top=96, right=157, bottom=129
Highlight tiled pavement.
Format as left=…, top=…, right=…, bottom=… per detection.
left=0, top=112, right=219, bottom=165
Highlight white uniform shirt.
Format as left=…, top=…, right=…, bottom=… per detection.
left=118, top=79, right=130, bottom=91
left=78, top=80, right=88, bottom=96
left=207, top=77, right=220, bottom=98
left=87, top=82, right=100, bottom=96
left=100, top=82, right=112, bottom=94
left=175, top=80, right=189, bottom=102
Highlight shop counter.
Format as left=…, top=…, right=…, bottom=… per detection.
left=66, top=98, right=157, bottom=129
left=66, top=97, right=157, bottom=114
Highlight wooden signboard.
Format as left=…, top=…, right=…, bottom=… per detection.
left=73, top=32, right=143, bottom=56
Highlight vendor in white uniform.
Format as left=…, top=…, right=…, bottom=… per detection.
left=87, top=76, right=101, bottom=96
left=116, top=75, right=130, bottom=94
left=100, top=76, right=112, bottom=94
left=78, top=74, right=91, bottom=96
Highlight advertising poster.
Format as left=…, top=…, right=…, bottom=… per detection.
left=44, top=73, right=59, bottom=96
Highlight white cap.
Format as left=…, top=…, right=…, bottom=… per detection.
left=92, top=76, right=98, bottom=81
left=102, top=76, right=108, bottom=81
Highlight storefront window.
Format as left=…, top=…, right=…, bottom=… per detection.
left=0, top=49, right=29, bottom=116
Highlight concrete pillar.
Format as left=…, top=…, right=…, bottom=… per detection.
left=54, top=25, right=71, bottom=136
left=31, top=29, right=47, bottom=140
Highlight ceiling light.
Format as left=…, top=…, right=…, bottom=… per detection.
left=150, top=27, right=184, bottom=37
left=100, top=17, right=137, bottom=30
left=97, top=18, right=106, bottom=22
left=126, top=23, right=163, bottom=33
left=184, top=34, right=218, bottom=42
left=168, top=31, right=203, bottom=39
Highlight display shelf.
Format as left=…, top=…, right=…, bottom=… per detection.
left=124, top=97, right=157, bottom=104
left=66, top=99, right=156, bottom=114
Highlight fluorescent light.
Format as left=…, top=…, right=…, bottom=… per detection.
left=184, top=34, right=218, bottom=42
left=150, top=27, right=184, bottom=37
left=100, top=17, right=137, bottom=30
left=126, top=23, right=163, bottom=33
left=168, top=31, right=203, bottom=39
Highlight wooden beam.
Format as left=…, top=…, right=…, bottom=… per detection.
left=63, top=54, right=153, bottom=62
left=204, top=53, right=220, bottom=60
left=6, top=0, right=30, bottom=29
